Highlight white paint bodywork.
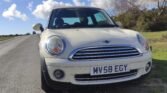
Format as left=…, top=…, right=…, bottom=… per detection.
left=39, top=27, right=152, bottom=85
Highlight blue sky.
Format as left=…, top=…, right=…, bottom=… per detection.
left=0, top=0, right=157, bottom=35
left=0, top=0, right=83, bottom=35
left=0, top=0, right=48, bottom=35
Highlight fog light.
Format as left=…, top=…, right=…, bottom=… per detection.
left=145, top=62, right=151, bottom=72
left=54, top=69, right=64, bottom=80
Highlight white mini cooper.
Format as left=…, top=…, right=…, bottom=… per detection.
left=33, top=7, right=152, bottom=93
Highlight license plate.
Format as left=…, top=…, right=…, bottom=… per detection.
left=91, top=64, right=129, bottom=76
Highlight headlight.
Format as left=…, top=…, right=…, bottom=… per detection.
left=137, top=34, right=149, bottom=51
left=46, top=36, right=65, bottom=55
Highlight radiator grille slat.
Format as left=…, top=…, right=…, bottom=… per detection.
left=80, top=47, right=134, bottom=52
left=70, top=45, right=141, bottom=60
left=75, top=50, right=138, bottom=56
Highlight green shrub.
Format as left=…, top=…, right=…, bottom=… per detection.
left=115, top=7, right=167, bottom=32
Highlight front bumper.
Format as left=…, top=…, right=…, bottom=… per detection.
left=41, top=52, right=152, bottom=89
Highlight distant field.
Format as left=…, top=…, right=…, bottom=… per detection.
left=0, top=36, right=15, bottom=41
left=142, top=31, right=167, bottom=83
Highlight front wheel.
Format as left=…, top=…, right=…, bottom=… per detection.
left=41, top=71, right=55, bottom=93
left=129, top=71, right=152, bottom=85
left=41, top=71, right=68, bottom=93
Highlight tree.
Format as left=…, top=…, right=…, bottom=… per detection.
left=113, top=0, right=142, bottom=14
left=114, top=0, right=129, bottom=14
left=115, top=6, right=142, bottom=29
left=114, top=0, right=167, bottom=31
left=25, top=33, right=31, bottom=35
left=33, top=31, right=36, bottom=35
left=157, top=0, right=167, bottom=16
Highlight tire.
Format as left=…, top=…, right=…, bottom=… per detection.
left=41, top=71, right=54, bottom=93
left=41, top=71, right=66, bottom=93
left=40, top=57, right=68, bottom=93
left=129, top=71, right=151, bottom=85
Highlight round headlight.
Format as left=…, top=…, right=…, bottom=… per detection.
left=46, top=36, right=65, bottom=55
left=137, top=34, right=149, bottom=51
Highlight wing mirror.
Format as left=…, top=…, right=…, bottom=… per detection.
left=33, top=23, right=44, bottom=32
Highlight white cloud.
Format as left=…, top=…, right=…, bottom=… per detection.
left=73, top=0, right=85, bottom=6
left=90, top=0, right=114, bottom=9
left=137, top=0, right=158, bottom=4
left=32, top=0, right=159, bottom=19
left=2, top=3, right=28, bottom=21
left=89, top=0, right=159, bottom=9
left=27, top=1, right=33, bottom=11
left=32, top=0, right=113, bottom=19
left=4, top=0, right=11, bottom=3
left=136, top=0, right=160, bottom=7
left=32, top=0, right=72, bottom=19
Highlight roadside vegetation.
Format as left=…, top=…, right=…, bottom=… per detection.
left=0, top=33, right=31, bottom=41
left=0, top=35, right=15, bottom=41
left=114, top=0, right=166, bottom=32
left=142, top=31, right=167, bottom=83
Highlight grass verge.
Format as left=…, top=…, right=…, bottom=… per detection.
left=142, top=31, right=167, bottom=83
left=0, top=36, right=15, bottom=41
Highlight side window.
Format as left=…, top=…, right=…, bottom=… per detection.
left=88, top=17, right=93, bottom=25
left=53, top=18, right=57, bottom=26
left=94, top=12, right=107, bottom=25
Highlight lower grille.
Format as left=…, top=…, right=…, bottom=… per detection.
left=75, top=70, right=138, bottom=81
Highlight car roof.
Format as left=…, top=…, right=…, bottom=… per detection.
left=52, top=6, right=103, bottom=11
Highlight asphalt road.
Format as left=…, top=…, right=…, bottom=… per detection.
left=0, top=35, right=44, bottom=93
left=0, top=35, right=166, bottom=93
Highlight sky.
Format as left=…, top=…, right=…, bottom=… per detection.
left=0, top=0, right=157, bottom=35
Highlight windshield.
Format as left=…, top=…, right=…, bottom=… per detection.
left=48, top=8, right=117, bottom=29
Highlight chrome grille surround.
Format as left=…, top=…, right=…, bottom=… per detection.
left=69, top=45, right=142, bottom=60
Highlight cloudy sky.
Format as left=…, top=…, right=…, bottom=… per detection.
left=0, top=0, right=157, bottom=35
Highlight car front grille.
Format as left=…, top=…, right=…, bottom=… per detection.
left=75, top=70, right=138, bottom=81
left=70, top=45, right=141, bottom=60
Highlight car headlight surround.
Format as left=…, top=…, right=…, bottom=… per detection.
left=46, top=36, right=65, bottom=55
left=137, top=34, right=149, bottom=51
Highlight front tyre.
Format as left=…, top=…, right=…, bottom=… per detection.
left=41, top=70, right=68, bottom=93
left=40, top=56, right=69, bottom=93
left=41, top=71, right=55, bottom=93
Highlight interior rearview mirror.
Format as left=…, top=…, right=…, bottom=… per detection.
left=33, top=23, right=44, bottom=32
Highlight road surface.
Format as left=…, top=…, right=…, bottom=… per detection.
left=0, top=35, right=166, bottom=93
left=0, top=36, right=43, bottom=93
